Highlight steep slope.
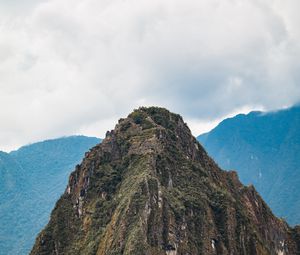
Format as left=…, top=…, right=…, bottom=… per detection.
left=198, top=105, right=300, bottom=225
left=31, top=107, right=300, bottom=255
left=0, top=136, right=100, bottom=255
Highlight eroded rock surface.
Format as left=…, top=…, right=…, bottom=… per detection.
left=31, top=107, right=300, bottom=255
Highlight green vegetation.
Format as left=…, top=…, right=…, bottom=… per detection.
left=198, top=105, right=300, bottom=225
left=30, top=107, right=300, bottom=255
left=0, top=136, right=100, bottom=255
left=128, top=110, right=154, bottom=130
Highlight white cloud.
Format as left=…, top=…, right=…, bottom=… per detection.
left=0, top=0, right=299, bottom=151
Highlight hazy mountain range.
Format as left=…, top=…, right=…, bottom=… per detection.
left=0, top=136, right=100, bottom=255
left=198, top=105, right=300, bottom=226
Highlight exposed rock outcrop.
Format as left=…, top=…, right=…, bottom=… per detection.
left=31, top=107, right=300, bottom=255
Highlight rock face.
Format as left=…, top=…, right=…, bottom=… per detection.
left=0, top=136, right=100, bottom=255
left=31, top=107, right=300, bottom=255
left=197, top=105, right=300, bottom=226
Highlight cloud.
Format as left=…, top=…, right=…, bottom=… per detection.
left=0, top=0, right=299, bottom=151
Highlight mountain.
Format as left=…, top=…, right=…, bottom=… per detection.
left=0, top=152, right=28, bottom=253
left=0, top=136, right=100, bottom=255
left=0, top=151, right=26, bottom=196
left=198, top=105, right=300, bottom=226
left=31, top=107, right=300, bottom=255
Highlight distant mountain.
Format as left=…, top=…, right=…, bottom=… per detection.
left=0, top=136, right=101, bottom=255
left=198, top=105, right=300, bottom=225
left=0, top=152, right=29, bottom=254
left=0, top=151, right=26, bottom=195
left=31, top=107, right=300, bottom=255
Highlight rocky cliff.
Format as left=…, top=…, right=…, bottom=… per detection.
left=198, top=105, right=300, bottom=226
left=31, top=107, right=300, bottom=255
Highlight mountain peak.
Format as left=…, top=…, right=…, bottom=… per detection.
left=31, top=108, right=300, bottom=255
left=98, top=107, right=205, bottom=165
left=127, top=107, right=186, bottom=130
left=114, top=107, right=190, bottom=140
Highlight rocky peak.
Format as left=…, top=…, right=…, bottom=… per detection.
left=31, top=107, right=300, bottom=255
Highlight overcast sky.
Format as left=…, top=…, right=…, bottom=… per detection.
left=0, top=0, right=300, bottom=151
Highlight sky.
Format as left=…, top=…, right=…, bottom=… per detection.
left=0, top=0, right=300, bottom=151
